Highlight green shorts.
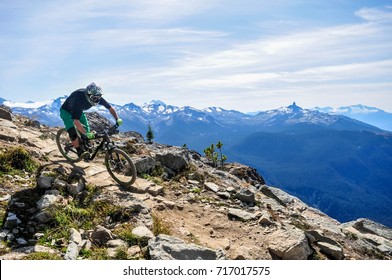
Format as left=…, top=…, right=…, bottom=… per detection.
left=60, top=108, right=90, bottom=133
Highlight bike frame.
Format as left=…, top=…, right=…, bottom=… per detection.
left=81, top=125, right=119, bottom=162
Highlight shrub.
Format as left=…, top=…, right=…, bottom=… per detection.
left=0, top=146, right=38, bottom=174
left=152, top=213, right=171, bottom=236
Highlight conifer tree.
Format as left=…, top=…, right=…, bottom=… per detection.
left=216, top=141, right=227, bottom=169
left=146, top=124, right=154, bottom=144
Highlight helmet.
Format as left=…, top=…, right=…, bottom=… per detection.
left=86, top=82, right=102, bottom=105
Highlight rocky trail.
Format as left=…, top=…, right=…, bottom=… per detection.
left=0, top=107, right=391, bottom=260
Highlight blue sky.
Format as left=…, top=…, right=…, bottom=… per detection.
left=1, top=0, right=391, bottom=112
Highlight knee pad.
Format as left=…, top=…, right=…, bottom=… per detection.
left=67, top=127, right=78, bottom=141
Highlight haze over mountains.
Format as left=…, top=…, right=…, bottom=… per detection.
left=1, top=96, right=392, bottom=227
left=315, top=105, right=392, bottom=132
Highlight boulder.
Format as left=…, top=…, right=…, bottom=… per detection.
left=0, top=105, right=13, bottom=121
left=4, top=213, right=21, bottom=229
left=64, top=242, right=79, bottom=260
left=351, top=219, right=392, bottom=240
left=260, top=185, right=295, bottom=206
left=227, top=163, right=265, bottom=186
left=90, top=226, right=114, bottom=245
left=155, top=150, right=189, bottom=172
left=204, top=182, right=220, bottom=193
left=67, top=179, right=85, bottom=196
left=148, top=234, right=226, bottom=260
left=134, top=156, right=155, bottom=174
left=236, top=188, right=256, bottom=204
left=37, top=176, right=54, bottom=190
left=228, top=208, right=257, bottom=221
left=36, top=194, right=60, bottom=210
left=266, top=228, right=313, bottom=260
left=0, top=118, right=18, bottom=142
left=318, top=242, right=344, bottom=260
left=132, top=225, right=154, bottom=239
left=305, top=230, right=340, bottom=247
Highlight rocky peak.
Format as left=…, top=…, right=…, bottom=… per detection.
left=0, top=111, right=391, bottom=260
left=287, top=102, right=303, bottom=113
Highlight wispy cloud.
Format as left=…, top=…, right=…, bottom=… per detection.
left=141, top=20, right=391, bottom=83
left=355, top=6, right=392, bottom=22
left=87, top=28, right=227, bottom=50
left=24, top=0, right=223, bottom=29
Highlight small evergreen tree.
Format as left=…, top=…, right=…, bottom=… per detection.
left=202, top=144, right=215, bottom=167
left=204, top=141, right=227, bottom=169
left=216, top=141, right=227, bottom=169
left=146, top=124, right=154, bottom=143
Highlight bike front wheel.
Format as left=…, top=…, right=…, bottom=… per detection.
left=56, top=128, right=82, bottom=163
left=105, top=148, right=137, bottom=187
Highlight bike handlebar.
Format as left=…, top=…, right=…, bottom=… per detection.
left=81, top=124, right=119, bottom=140
left=95, top=124, right=120, bottom=138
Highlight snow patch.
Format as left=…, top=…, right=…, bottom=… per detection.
left=4, top=100, right=52, bottom=109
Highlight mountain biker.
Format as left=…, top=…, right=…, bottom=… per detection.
left=59, top=82, right=123, bottom=157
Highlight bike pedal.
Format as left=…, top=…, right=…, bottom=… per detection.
left=79, top=151, right=90, bottom=161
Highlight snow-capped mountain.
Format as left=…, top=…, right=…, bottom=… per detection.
left=1, top=97, right=387, bottom=137
left=141, top=100, right=179, bottom=116
left=316, top=104, right=382, bottom=114
left=2, top=94, right=389, bottom=133
left=245, top=102, right=383, bottom=134
left=314, top=104, right=392, bottom=131
left=1, top=96, right=66, bottom=126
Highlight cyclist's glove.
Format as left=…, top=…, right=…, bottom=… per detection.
left=116, top=118, right=123, bottom=126
left=85, top=132, right=95, bottom=139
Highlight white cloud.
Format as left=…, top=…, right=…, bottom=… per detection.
left=355, top=6, right=392, bottom=22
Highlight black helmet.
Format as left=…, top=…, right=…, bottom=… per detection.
left=86, top=82, right=102, bottom=105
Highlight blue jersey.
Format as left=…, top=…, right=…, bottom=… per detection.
left=61, top=89, right=111, bottom=119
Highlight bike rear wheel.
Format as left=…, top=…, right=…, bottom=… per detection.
left=105, top=148, right=137, bottom=187
left=56, top=128, right=82, bottom=163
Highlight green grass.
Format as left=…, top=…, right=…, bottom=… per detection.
left=21, top=252, right=62, bottom=260
left=113, top=224, right=142, bottom=246
left=38, top=199, right=132, bottom=246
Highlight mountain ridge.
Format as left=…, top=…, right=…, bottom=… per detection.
left=1, top=96, right=390, bottom=132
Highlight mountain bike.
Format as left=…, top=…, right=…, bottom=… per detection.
left=56, top=124, right=137, bottom=187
